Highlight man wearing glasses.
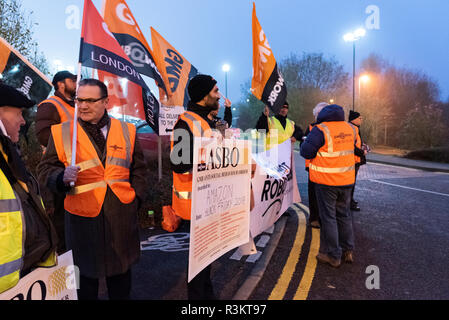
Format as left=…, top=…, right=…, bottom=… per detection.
left=38, top=79, right=148, bottom=300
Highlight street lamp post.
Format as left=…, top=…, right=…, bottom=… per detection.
left=222, top=64, right=230, bottom=97
left=344, top=28, right=366, bottom=111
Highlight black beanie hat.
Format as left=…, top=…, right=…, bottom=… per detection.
left=349, top=110, right=361, bottom=122
left=0, top=83, right=35, bottom=109
left=188, top=75, right=217, bottom=103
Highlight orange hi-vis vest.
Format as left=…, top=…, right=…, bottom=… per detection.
left=171, top=111, right=212, bottom=220
left=305, top=124, right=313, bottom=170
left=353, top=125, right=362, bottom=164
left=51, top=118, right=136, bottom=218
left=39, top=96, right=75, bottom=123
left=309, top=121, right=357, bottom=186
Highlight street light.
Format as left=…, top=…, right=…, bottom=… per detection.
left=222, top=64, right=230, bottom=97
left=343, top=28, right=366, bottom=111
left=358, top=74, right=370, bottom=96
left=358, top=74, right=370, bottom=110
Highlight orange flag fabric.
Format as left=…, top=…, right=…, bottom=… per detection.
left=102, top=0, right=167, bottom=95
left=151, top=27, right=198, bottom=107
left=251, top=3, right=287, bottom=114
left=79, top=0, right=160, bottom=133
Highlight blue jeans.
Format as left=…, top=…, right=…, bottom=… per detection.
left=315, top=184, right=355, bottom=260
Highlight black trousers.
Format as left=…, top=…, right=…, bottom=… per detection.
left=187, top=264, right=215, bottom=300
left=350, top=165, right=360, bottom=204
left=78, top=270, right=132, bottom=300
left=308, top=177, right=320, bottom=223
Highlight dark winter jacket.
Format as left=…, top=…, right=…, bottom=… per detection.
left=170, top=102, right=216, bottom=174
left=300, top=104, right=346, bottom=160
left=37, top=118, right=148, bottom=278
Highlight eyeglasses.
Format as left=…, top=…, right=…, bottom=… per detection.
left=75, top=96, right=107, bottom=104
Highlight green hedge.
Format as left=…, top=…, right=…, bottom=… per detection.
left=404, top=146, right=449, bottom=164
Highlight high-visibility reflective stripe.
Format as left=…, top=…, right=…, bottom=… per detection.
left=182, top=113, right=205, bottom=137
left=106, top=157, right=130, bottom=168
left=0, top=258, right=22, bottom=278
left=319, top=124, right=333, bottom=152
left=119, top=121, right=131, bottom=165
left=48, top=98, right=73, bottom=121
left=69, top=181, right=107, bottom=195
left=107, top=179, right=129, bottom=184
left=309, top=164, right=355, bottom=173
left=77, top=159, right=102, bottom=172
left=173, top=186, right=191, bottom=200
left=61, top=121, right=72, bottom=163
left=0, top=199, right=21, bottom=213
left=349, top=124, right=357, bottom=143
left=317, top=150, right=354, bottom=158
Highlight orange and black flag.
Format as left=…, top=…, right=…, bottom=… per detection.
left=151, top=27, right=198, bottom=108
left=79, top=0, right=160, bottom=133
left=0, top=36, right=52, bottom=103
left=251, top=3, right=287, bottom=114
left=102, top=0, right=168, bottom=96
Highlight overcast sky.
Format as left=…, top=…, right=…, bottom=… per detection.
left=21, top=0, right=449, bottom=106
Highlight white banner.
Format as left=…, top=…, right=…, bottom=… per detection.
left=0, top=251, right=78, bottom=300
left=158, top=106, right=185, bottom=136
left=250, top=140, right=301, bottom=238
left=189, top=137, right=252, bottom=282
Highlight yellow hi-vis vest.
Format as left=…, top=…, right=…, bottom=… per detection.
left=266, top=116, right=295, bottom=149
left=0, top=167, right=24, bottom=294
left=0, top=147, right=56, bottom=294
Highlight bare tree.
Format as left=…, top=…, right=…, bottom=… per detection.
left=237, top=53, right=350, bottom=130
left=0, top=0, right=49, bottom=74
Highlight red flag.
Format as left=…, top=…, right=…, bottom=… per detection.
left=79, top=0, right=159, bottom=133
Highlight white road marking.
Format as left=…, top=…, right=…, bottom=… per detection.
left=246, top=251, right=263, bottom=263
left=256, top=235, right=271, bottom=248
left=369, top=179, right=449, bottom=197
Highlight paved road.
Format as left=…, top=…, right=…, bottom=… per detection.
left=249, top=154, right=449, bottom=300
left=126, top=153, right=449, bottom=300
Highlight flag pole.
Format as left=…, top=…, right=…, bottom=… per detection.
left=70, top=62, right=82, bottom=187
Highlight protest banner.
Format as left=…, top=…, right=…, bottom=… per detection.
left=249, top=139, right=301, bottom=238
left=189, top=137, right=252, bottom=282
left=0, top=36, right=52, bottom=104
left=0, top=251, right=78, bottom=300
left=151, top=27, right=198, bottom=108
left=251, top=3, right=287, bottom=114
left=158, top=105, right=185, bottom=136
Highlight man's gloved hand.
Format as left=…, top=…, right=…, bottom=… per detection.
left=63, top=166, right=80, bottom=186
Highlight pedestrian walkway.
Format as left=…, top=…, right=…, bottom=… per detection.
left=366, top=153, right=449, bottom=173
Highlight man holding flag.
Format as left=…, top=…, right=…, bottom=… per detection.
left=38, top=78, right=148, bottom=299
left=255, top=101, right=304, bottom=147
left=38, top=0, right=151, bottom=299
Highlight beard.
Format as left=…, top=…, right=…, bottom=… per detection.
left=205, top=99, right=220, bottom=112
left=65, top=88, right=76, bottom=100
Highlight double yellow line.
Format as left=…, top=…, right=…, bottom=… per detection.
left=268, top=203, right=320, bottom=300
